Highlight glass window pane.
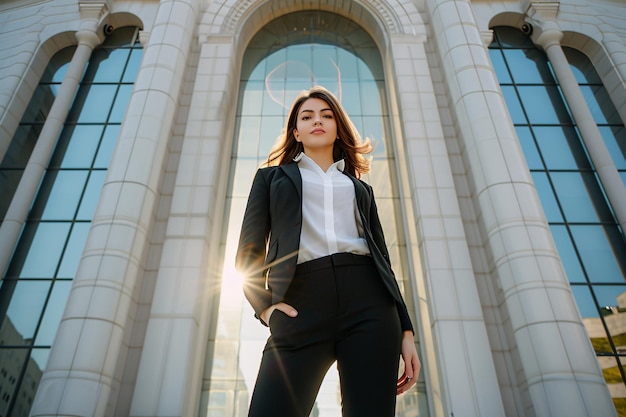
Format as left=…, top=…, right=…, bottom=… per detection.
left=91, top=48, right=129, bottom=82
left=259, top=116, right=283, bottom=156
left=341, top=81, right=362, bottom=115
left=240, top=82, right=264, bottom=116
left=500, top=86, right=526, bottom=124
left=570, top=225, right=624, bottom=283
left=518, top=85, right=571, bottom=124
left=19, top=85, right=57, bottom=123
left=69, top=85, right=116, bottom=123
left=0, top=171, right=23, bottom=220
left=360, top=80, right=381, bottom=115
left=550, top=225, right=586, bottom=283
left=109, top=84, right=134, bottom=123
left=76, top=171, right=106, bottom=219
left=40, top=171, right=89, bottom=220
left=57, top=125, right=104, bottom=168
left=564, top=47, right=602, bottom=84
left=337, top=49, right=359, bottom=80
left=580, top=85, right=621, bottom=125
left=94, top=125, right=121, bottom=168
left=19, top=223, right=71, bottom=278
left=503, top=49, right=553, bottom=84
left=35, top=280, right=72, bottom=345
left=530, top=172, right=563, bottom=223
left=551, top=172, right=604, bottom=223
left=312, top=44, right=339, bottom=80
left=41, top=46, right=76, bottom=83
left=4, top=280, right=50, bottom=340
left=122, top=49, right=143, bottom=82
left=488, top=49, right=512, bottom=83
left=570, top=285, right=598, bottom=319
left=1, top=124, right=41, bottom=168
left=516, top=126, right=543, bottom=169
left=594, top=285, right=626, bottom=311
left=236, top=116, right=261, bottom=157
left=57, top=222, right=91, bottom=277
left=29, top=347, right=51, bottom=374
left=533, top=126, right=589, bottom=170
left=0, top=348, right=29, bottom=412
left=362, top=116, right=385, bottom=154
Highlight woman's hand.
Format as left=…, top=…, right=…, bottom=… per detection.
left=397, top=330, right=421, bottom=395
left=260, top=302, right=298, bottom=325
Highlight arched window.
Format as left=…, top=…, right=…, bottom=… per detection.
left=489, top=26, right=626, bottom=410
left=200, top=11, right=425, bottom=417
left=0, top=27, right=142, bottom=417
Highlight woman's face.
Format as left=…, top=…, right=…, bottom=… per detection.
left=293, top=97, right=338, bottom=155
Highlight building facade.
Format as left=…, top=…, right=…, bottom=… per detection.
left=0, top=0, right=625, bottom=416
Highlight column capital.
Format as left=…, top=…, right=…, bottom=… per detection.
left=138, top=31, right=150, bottom=47
left=79, top=1, right=109, bottom=22
left=76, top=27, right=104, bottom=49
left=526, top=1, right=560, bottom=20
left=77, top=1, right=108, bottom=47
left=480, top=29, right=494, bottom=47
left=531, top=19, right=563, bottom=50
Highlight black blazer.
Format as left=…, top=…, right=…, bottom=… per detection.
left=235, top=162, right=414, bottom=332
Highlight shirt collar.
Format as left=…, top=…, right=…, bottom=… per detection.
left=294, top=152, right=345, bottom=173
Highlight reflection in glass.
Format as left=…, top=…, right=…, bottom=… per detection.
left=533, top=126, right=589, bottom=170
left=202, top=11, right=424, bottom=417
left=570, top=226, right=626, bottom=283
left=3, top=280, right=50, bottom=341
left=0, top=45, right=75, bottom=220
left=551, top=172, right=605, bottom=223
left=491, top=26, right=626, bottom=405
left=18, top=223, right=71, bottom=278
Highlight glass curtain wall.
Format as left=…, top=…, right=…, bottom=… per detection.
left=0, top=27, right=142, bottom=417
left=200, top=11, right=424, bottom=417
left=489, top=26, right=626, bottom=413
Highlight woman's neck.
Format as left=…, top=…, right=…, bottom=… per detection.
left=304, top=149, right=334, bottom=172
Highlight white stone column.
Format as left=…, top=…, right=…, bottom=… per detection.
left=0, top=26, right=102, bottom=278
left=128, top=33, right=237, bottom=416
left=425, top=0, right=614, bottom=416
left=388, top=33, right=507, bottom=417
left=29, top=0, right=200, bottom=416
left=533, top=21, right=626, bottom=232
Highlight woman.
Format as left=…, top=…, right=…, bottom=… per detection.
left=236, top=86, right=420, bottom=417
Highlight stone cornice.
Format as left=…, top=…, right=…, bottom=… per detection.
left=526, top=2, right=560, bottom=21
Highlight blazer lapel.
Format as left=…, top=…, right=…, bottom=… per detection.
left=280, top=162, right=302, bottom=198
left=347, top=174, right=371, bottom=215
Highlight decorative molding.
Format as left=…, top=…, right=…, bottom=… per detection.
left=218, top=0, right=412, bottom=36
left=480, top=29, right=494, bottom=47
left=79, top=1, right=108, bottom=22
left=526, top=2, right=560, bottom=20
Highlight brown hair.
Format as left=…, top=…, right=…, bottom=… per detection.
left=265, top=86, right=372, bottom=177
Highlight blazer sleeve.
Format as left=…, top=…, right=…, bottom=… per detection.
left=235, top=169, right=273, bottom=323
left=367, top=184, right=415, bottom=333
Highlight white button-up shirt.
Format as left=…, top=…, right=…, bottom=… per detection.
left=295, top=152, right=370, bottom=264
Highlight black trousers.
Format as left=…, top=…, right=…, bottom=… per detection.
left=247, top=253, right=402, bottom=417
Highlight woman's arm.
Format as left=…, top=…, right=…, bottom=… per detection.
left=396, top=330, right=421, bottom=394
left=236, top=169, right=273, bottom=322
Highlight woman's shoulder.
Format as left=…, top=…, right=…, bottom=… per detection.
left=254, top=162, right=298, bottom=180
left=258, top=162, right=297, bottom=173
